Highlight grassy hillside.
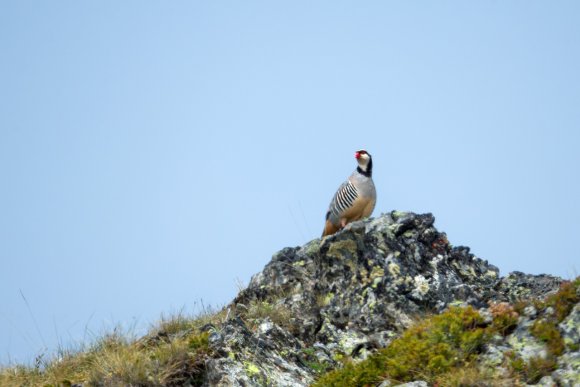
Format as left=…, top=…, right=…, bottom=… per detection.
left=2, top=278, right=578, bottom=386
left=0, top=308, right=225, bottom=387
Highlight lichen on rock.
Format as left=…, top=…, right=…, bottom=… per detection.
left=201, top=212, right=576, bottom=386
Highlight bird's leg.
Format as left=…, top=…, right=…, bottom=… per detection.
left=340, top=218, right=348, bottom=228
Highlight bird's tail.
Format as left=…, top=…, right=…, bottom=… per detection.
left=322, top=220, right=340, bottom=237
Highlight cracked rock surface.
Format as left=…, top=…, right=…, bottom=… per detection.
left=201, top=212, right=573, bottom=386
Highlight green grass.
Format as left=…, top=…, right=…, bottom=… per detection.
left=313, top=306, right=495, bottom=386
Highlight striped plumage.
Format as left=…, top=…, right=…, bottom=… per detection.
left=331, top=181, right=359, bottom=215
left=322, top=150, right=377, bottom=237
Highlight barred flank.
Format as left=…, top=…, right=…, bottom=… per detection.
left=332, top=182, right=358, bottom=215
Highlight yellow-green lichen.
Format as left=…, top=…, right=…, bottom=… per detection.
left=244, top=361, right=260, bottom=377
left=332, top=352, right=344, bottom=362
left=370, top=266, right=385, bottom=280
left=327, top=239, right=358, bottom=258
left=303, top=239, right=321, bottom=256
left=358, top=266, right=369, bottom=282
left=387, top=263, right=400, bottom=277
left=320, top=292, right=334, bottom=306
left=338, top=331, right=363, bottom=355
left=391, top=210, right=409, bottom=218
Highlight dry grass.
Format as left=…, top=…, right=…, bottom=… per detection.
left=236, top=299, right=294, bottom=332
left=0, top=308, right=223, bottom=387
left=433, top=365, right=507, bottom=387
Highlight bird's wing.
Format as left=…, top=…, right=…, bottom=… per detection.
left=328, top=180, right=359, bottom=218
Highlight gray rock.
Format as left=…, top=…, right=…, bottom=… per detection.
left=523, top=305, right=538, bottom=318
left=531, top=375, right=556, bottom=386
left=506, top=317, right=548, bottom=362
left=497, top=272, right=562, bottom=303
left=559, top=303, right=580, bottom=350
left=394, top=381, right=429, bottom=387
left=481, top=342, right=508, bottom=367
left=552, top=351, right=580, bottom=386
left=202, top=317, right=315, bottom=387
left=198, top=212, right=575, bottom=386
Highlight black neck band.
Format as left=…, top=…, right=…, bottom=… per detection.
left=357, top=167, right=372, bottom=177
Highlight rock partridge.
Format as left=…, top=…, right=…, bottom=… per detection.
left=322, top=150, right=377, bottom=237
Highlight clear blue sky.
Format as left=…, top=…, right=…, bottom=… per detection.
left=1, top=1, right=579, bottom=364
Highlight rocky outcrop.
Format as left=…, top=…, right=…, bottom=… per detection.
left=201, top=212, right=576, bottom=386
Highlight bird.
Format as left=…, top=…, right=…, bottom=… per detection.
left=322, top=150, right=377, bottom=237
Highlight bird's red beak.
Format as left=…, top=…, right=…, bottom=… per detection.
left=355, top=152, right=361, bottom=159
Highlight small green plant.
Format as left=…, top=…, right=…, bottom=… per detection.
left=530, top=319, right=564, bottom=356
left=525, top=356, right=557, bottom=384
left=506, top=278, right=579, bottom=383
left=313, top=306, right=492, bottom=386
left=543, top=279, right=580, bottom=322
left=508, top=350, right=557, bottom=385
left=300, top=348, right=332, bottom=374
